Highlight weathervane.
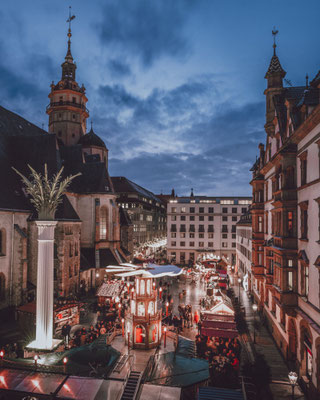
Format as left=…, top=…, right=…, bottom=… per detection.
left=66, top=6, right=75, bottom=40
left=272, top=27, right=279, bottom=55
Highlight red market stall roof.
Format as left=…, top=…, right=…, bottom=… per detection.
left=201, top=327, right=238, bottom=339
left=201, top=300, right=238, bottom=338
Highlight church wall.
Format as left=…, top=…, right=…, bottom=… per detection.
left=0, top=210, right=29, bottom=310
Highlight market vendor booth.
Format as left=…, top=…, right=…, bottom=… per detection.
left=201, top=300, right=238, bottom=339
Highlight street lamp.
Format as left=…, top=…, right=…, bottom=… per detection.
left=63, top=357, right=68, bottom=374
left=288, top=371, right=298, bottom=399
left=0, top=350, right=4, bottom=367
left=34, top=354, right=38, bottom=369
left=252, top=303, right=258, bottom=344
left=121, top=318, right=125, bottom=336
left=238, top=278, right=241, bottom=304
left=164, top=327, right=167, bottom=348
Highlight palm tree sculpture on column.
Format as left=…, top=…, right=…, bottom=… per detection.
left=13, top=164, right=80, bottom=220
left=13, top=164, right=81, bottom=349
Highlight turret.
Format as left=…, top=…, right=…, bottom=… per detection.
left=46, top=7, right=89, bottom=146
left=264, top=29, right=286, bottom=136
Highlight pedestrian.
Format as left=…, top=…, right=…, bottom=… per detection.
left=66, top=322, right=71, bottom=345
left=197, top=320, right=202, bottom=335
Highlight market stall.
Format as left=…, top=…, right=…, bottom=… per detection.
left=16, top=301, right=81, bottom=335
left=201, top=300, right=238, bottom=339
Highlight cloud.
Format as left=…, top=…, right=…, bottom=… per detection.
left=95, top=75, right=265, bottom=196
left=108, top=59, right=132, bottom=78
left=97, top=0, right=194, bottom=66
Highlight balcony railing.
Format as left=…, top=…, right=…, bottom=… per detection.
left=47, top=101, right=89, bottom=113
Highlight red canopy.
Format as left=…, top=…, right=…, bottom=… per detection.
left=201, top=327, right=238, bottom=339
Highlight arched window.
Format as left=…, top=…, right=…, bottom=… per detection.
left=148, top=301, right=154, bottom=315
left=0, top=229, right=6, bottom=256
left=100, top=207, right=108, bottom=240
left=146, top=280, right=151, bottom=294
left=135, top=325, right=146, bottom=344
left=131, top=300, right=135, bottom=314
left=149, top=324, right=158, bottom=343
left=140, top=279, right=145, bottom=295
left=0, top=273, right=5, bottom=300
left=137, top=302, right=145, bottom=316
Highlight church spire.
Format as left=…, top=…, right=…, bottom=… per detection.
left=65, top=7, right=75, bottom=62
left=61, top=7, right=76, bottom=81
left=265, top=28, right=286, bottom=88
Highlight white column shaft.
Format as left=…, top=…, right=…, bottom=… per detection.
left=35, top=221, right=57, bottom=350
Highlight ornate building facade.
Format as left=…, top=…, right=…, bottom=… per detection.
left=251, top=38, right=320, bottom=398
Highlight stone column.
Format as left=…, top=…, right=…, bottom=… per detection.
left=34, top=221, right=57, bottom=349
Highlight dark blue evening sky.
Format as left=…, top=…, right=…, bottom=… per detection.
left=1, top=0, right=320, bottom=196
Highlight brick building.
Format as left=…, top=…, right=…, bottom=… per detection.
left=111, top=177, right=166, bottom=259
left=251, top=37, right=320, bottom=398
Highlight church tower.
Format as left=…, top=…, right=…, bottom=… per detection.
left=46, top=9, right=89, bottom=146
left=264, top=29, right=286, bottom=136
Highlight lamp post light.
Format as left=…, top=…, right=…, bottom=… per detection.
left=252, top=303, right=258, bottom=344
left=0, top=350, right=4, bottom=367
left=122, top=318, right=125, bottom=337
left=159, top=287, right=162, bottom=300
left=34, top=355, right=38, bottom=369
left=127, top=328, right=130, bottom=350
left=164, top=327, right=167, bottom=348
left=166, top=302, right=169, bottom=317
left=238, top=278, right=241, bottom=304
left=63, top=357, right=68, bottom=374
left=118, top=303, right=122, bottom=319
left=288, top=371, right=298, bottom=399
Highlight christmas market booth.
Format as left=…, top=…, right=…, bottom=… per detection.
left=96, top=280, right=125, bottom=306
left=16, top=300, right=81, bottom=335
left=201, top=300, right=238, bottom=339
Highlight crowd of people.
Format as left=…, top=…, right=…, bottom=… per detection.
left=196, top=335, right=241, bottom=387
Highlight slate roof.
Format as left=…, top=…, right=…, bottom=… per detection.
left=265, top=53, right=286, bottom=78
left=111, top=176, right=161, bottom=203
left=273, top=86, right=320, bottom=135
left=78, top=127, right=107, bottom=149
left=80, top=247, right=120, bottom=270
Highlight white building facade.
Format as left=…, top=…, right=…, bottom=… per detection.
left=236, top=209, right=252, bottom=292
left=166, top=196, right=251, bottom=266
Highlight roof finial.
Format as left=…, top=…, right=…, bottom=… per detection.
left=66, top=6, right=76, bottom=60
left=272, top=27, right=279, bottom=56
left=306, top=73, right=309, bottom=88
left=90, top=120, right=93, bottom=131
left=190, top=188, right=194, bottom=197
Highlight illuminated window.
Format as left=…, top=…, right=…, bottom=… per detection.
left=100, top=208, right=108, bottom=240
